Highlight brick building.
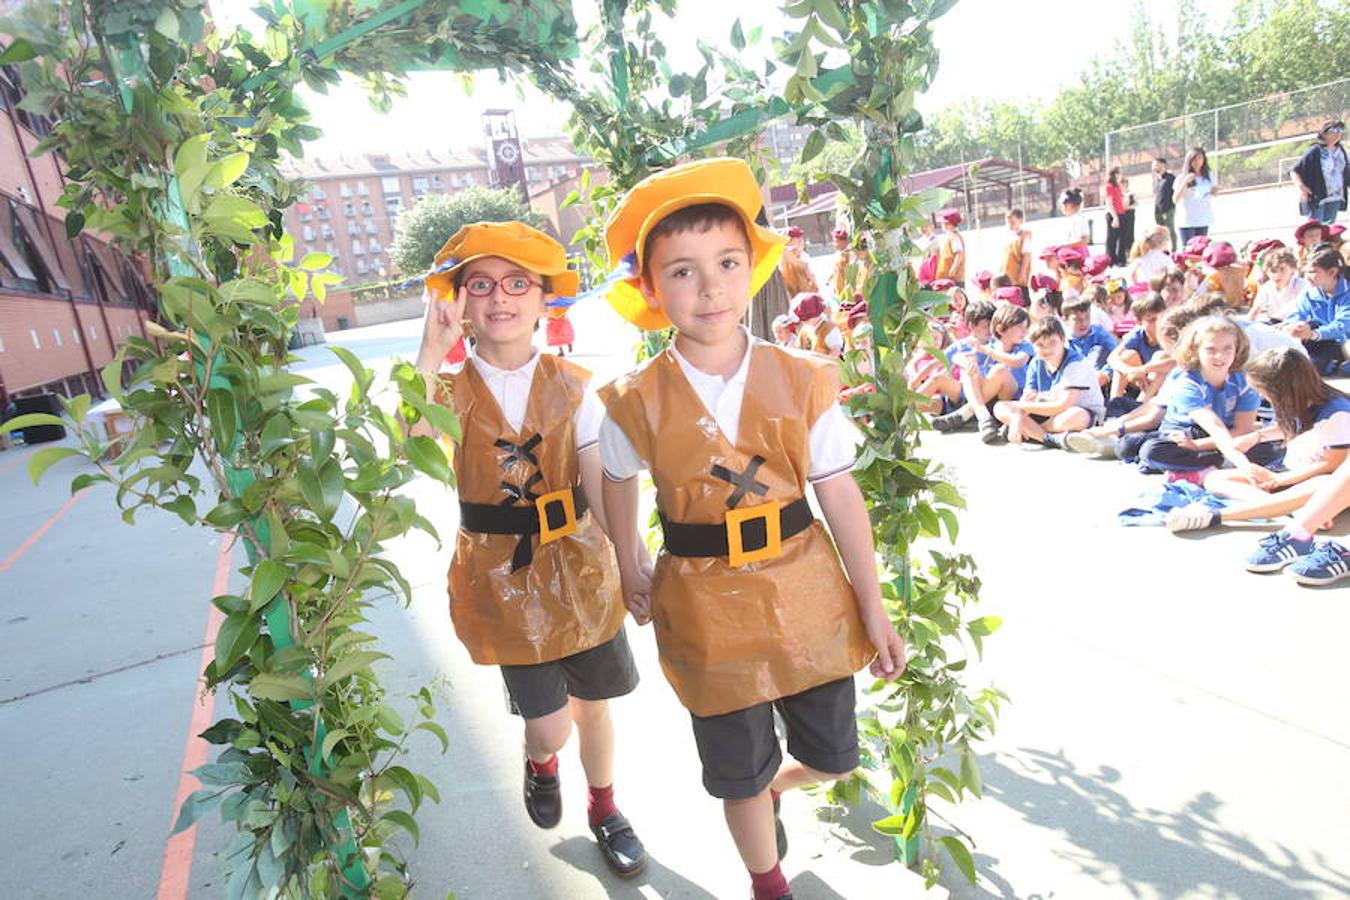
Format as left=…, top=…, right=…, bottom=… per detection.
left=278, top=137, right=594, bottom=289
left=0, top=60, right=155, bottom=405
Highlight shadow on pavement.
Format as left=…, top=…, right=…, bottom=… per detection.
left=811, top=792, right=906, bottom=867
left=548, top=835, right=720, bottom=899
left=787, top=869, right=849, bottom=899
left=940, top=748, right=1350, bottom=899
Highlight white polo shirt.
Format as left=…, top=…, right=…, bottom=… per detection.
left=464, top=350, right=603, bottom=453
left=599, top=329, right=862, bottom=483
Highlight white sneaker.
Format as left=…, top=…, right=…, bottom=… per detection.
left=1065, top=432, right=1117, bottom=458
left=1165, top=503, right=1220, bottom=533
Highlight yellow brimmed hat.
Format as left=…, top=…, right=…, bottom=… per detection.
left=603, top=157, right=786, bottom=330
left=425, top=220, right=579, bottom=300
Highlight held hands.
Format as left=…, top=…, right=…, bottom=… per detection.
left=416, top=285, right=466, bottom=368
left=1237, top=462, right=1278, bottom=490
left=620, top=555, right=655, bottom=626
left=863, top=610, right=906, bottom=681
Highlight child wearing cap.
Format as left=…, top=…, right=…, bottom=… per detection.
left=1201, top=241, right=1252, bottom=310
left=413, top=221, right=648, bottom=877
left=779, top=226, right=819, bottom=296
left=1295, top=220, right=1326, bottom=268
left=935, top=209, right=966, bottom=285
left=792, top=292, right=843, bottom=359
left=596, top=158, right=905, bottom=900
left=830, top=228, right=853, bottom=301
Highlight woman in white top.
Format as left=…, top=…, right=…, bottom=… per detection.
left=1173, top=146, right=1216, bottom=243
left=1250, top=247, right=1306, bottom=323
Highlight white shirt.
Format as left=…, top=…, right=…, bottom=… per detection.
left=1252, top=275, right=1306, bottom=322
left=1239, top=320, right=1308, bottom=358
left=1176, top=175, right=1214, bottom=228
left=1131, top=248, right=1172, bottom=283
left=1064, top=212, right=1089, bottom=246
left=1285, top=409, right=1350, bottom=470
left=467, top=351, right=604, bottom=452
left=600, top=329, right=862, bottom=484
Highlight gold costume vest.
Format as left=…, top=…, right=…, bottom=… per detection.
left=598, top=344, right=873, bottom=717
left=442, top=355, right=625, bottom=666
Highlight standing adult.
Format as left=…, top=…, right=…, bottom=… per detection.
left=1001, top=208, right=1032, bottom=290
left=1105, top=168, right=1129, bottom=266
left=1173, top=146, right=1216, bottom=244
left=1291, top=120, right=1347, bottom=225
left=1152, top=157, right=1177, bottom=250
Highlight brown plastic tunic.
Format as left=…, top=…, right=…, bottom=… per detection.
left=599, top=344, right=874, bottom=717
left=441, top=354, right=625, bottom=666
left=798, top=317, right=840, bottom=357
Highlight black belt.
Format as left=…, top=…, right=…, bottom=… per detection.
left=660, top=497, right=813, bottom=565
left=460, top=486, right=589, bottom=572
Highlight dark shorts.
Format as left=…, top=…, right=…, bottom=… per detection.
left=500, top=628, right=639, bottom=720
left=689, top=676, right=860, bottom=800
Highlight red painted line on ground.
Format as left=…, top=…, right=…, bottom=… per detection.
left=0, top=452, right=32, bottom=475
left=156, top=534, right=234, bottom=900
left=0, top=488, right=87, bottom=573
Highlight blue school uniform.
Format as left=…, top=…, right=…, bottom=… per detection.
left=1069, top=325, right=1116, bottom=371
left=1119, top=325, right=1160, bottom=365
left=1287, top=277, right=1350, bottom=343
left=1024, top=345, right=1106, bottom=421
left=986, top=340, right=1035, bottom=392
left=1160, top=369, right=1260, bottom=432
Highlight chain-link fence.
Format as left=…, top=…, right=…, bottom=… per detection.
left=1105, top=79, right=1349, bottom=192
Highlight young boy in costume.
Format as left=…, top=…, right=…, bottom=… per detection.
left=595, top=158, right=906, bottom=900
left=414, top=221, right=647, bottom=877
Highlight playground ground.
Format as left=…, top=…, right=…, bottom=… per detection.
left=2, top=302, right=1348, bottom=899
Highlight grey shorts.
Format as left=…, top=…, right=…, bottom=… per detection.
left=499, top=628, right=639, bottom=720
left=689, top=676, right=860, bottom=800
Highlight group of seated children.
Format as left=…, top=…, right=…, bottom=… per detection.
left=910, top=219, right=1350, bottom=586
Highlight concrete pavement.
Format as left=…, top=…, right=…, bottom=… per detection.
left=2, top=303, right=1348, bottom=898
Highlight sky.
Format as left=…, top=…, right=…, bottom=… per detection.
left=212, top=0, right=1237, bottom=160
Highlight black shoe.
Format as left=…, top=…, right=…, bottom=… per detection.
left=772, top=792, right=789, bottom=860
left=1043, top=432, right=1067, bottom=450
left=931, top=411, right=973, bottom=433
left=980, top=421, right=1007, bottom=445
left=524, top=758, right=561, bottom=829
left=591, top=811, right=647, bottom=877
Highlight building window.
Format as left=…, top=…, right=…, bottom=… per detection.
left=89, top=324, right=97, bottom=341
left=412, top=176, right=430, bottom=194
left=344, top=201, right=355, bottom=218
left=30, top=329, right=40, bottom=349
left=340, top=182, right=351, bottom=197
left=432, top=174, right=443, bottom=188
left=526, top=167, right=538, bottom=182
left=361, top=201, right=373, bottom=216
left=357, top=182, right=369, bottom=196
left=0, top=335, right=5, bottom=353
left=463, top=173, right=476, bottom=186
left=353, top=243, right=364, bottom=256
left=317, top=207, right=330, bottom=220
left=347, top=222, right=359, bottom=236
left=299, top=211, right=312, bottom=222
left=365, top=221, right=377, bottom=235
left=312, top=189, right=326, bottom=201
left=72, top=328, right=80, bottom=345
left=381, top=176, right=400, bottom=193
left=321, top=225, right=334, bottom=239
left=302, top=225, right=315, bottom=241
left=369, top=238, right=381, bottom=253
left=356, top=260, right=367, bottom=274
left=52, top=328, right=62, bottom=347
left=385, top=197, right=402, bottom=214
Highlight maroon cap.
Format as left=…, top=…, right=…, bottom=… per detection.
left=792, top=292, right=827, bottom=321
left=929, top=278, right=957, bottom=291
left=786, top=225, right=805, bottom=239
left=993, top=286, right=1023, bottom=303
left=1085, top=254, right=1112, bottom=277
left=1203, top=241, right=1237, bottom=268
left=974, top=269, right=993, bottom=288
left=938, top=208, right=962, bottom=226
left=1038, top=244, right=1061, bottom=261
left=1329, top=224, right=1346, bottom=238
left=1127, top=281, right=1150, bottom=296
left=1056, top=246, right=1087, bottom=266
left=1294, top=220, right=1326, bottom=242
left=832, top=228, right=849, bottom=241
left=847, top=302, right=869, bottom=329
left=1029, top=273, right=1059, bottom=292
left=1184, top=234, right=1211, bottom=254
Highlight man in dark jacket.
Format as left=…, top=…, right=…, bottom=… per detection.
left=1151, top=157, right=1177, bottom=250
left=1291, top=120, right=1347, bottom=225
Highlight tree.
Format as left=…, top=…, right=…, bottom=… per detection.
left=388, top=185, right=545, bottom=277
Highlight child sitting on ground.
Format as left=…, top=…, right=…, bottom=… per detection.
left=1064, top=304, right=1201, bottom=460
left=1063, top=295, right=1116, bottom=389
left=916, top=300, right=996, bottom=415
left=1201, top=241, right=1253, bottom=310
left=1136, top=315, right=1284, bottom=480
left=1129, top=228, right=1173, bottom=284
left=1281, top=246, right=1350, bottom=375
left=991, top=315, right=1106, bottom=448
left=1164, top=348, right=1350, bottom=576
left=1249, top=247, right=1305, bottom=324
left=1107, top=292, right=1171, bottom=406
left=931, top=303, right=1034, bottom=441
left=1151, top=267, right=1187, bottom=307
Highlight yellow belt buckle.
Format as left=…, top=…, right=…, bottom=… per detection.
left=535, top=488, right=578, bottom=545
left=725, top=499, right=782, bottom=567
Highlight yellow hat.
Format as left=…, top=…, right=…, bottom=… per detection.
left=603, top=157, right=786, bottom=330
left=425, top=220, right=579, bottom=300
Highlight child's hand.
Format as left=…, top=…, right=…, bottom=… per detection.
left=1232, top=431, right=1261, bottom=453
left=416, top=285, right=466, bottom=367
left=620, top=557, right=654, bottom=626
left=1006, top=413, right=1024, bottom=444
left=1238, top=462, right=1278, bottom=490
left=863, top=611, right=906, bottom=681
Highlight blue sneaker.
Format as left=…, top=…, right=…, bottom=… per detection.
left=1244, top=531, right=1316, bottom=573
left=1286, top=540, right=1350, bottom=586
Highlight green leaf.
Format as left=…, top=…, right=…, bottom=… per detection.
left=28, top=447, right=81, bottom=485
left=249, top=673, right=312, bottom=702
left=65, top=211, right=86, bottom=239
left=164, top=495, right=197, bottom=525
left=248, top=560, right=287, bottom=613
left=154, top=8, right=180, bottom=40
left=207, top=153, right=249, bottom=189
left=730, top=19, right=746, bottom=50
left=380, top=810, right=419, bottom=847
left=415, top=720, right=449, bottom=753
left=374, top=876, right=407, bottom=900
left=936, top=835, right=977, bottom=884
left=968, top=615, right=1002, bottom=637
left=206, top=388, right=238, bottom=456
left=0, top=38, right=37, bottom=65
left=204, top=194, right=268, bottom=229
left=174, top=134, right=210, bottom=181
left=0, top=412, right=66, bottom=436
left=375, top=704, right=405, bottom=736
left=298, top=459, right=343, bottom=522
left=170, top=787, right=224, bottom=835
left=871, top=813, right=906, bottom=835
left=100, top=357, right=124, bottom=401
left=321, top=650, right=388, bottom=688
left=800, top=128, right=826, bottom=163
left=299, top=252, right=333, bottom=271
left=216, top=612, right=260, bottom=671
left=382, top=765, right=422, bottom=813
left=205, top=499, right=249, bottom=529
left=319, top=728, right=349, bottom=765
left=404, top=435, right=451, bottom=483
left=960, top=748, right=983, bottom=798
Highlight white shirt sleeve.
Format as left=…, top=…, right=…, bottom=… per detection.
left=808, top=403, right=863, bottom=483
left=1320, top=411, right=1350, bottom=451
left=573, top=387, right=604, bottom=453
left=599, top=415, right=645, bottom=481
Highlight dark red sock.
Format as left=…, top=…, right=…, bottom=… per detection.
left=527, top=754, right=558, bottom=777
left=750, top=863, right=789, bottom=900
left=588, top=783, right=617, bottom=826
left=770, top=788, right=782, bottom=808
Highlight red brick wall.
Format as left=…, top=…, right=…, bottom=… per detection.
left=296, top=289, right=357, bottom=332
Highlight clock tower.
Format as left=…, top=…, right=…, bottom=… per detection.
left=482, top=109, right=529, bottom=206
